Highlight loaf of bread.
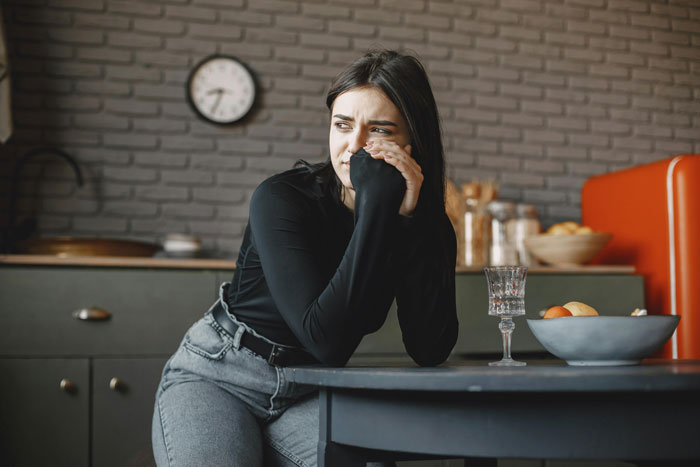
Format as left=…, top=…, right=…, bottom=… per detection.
left=546, top=221, right=595, bottom=235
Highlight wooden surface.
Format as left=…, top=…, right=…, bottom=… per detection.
left=456, top=265, right=635, bottom=274
left=0, top=254, right=633, bottom=273
left=0, top=254, right=237, bottom=269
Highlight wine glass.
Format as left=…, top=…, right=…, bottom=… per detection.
left=484, top=266, right=527, bottom=367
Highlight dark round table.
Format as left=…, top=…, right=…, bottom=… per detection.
left=288, top=359, right=700, bottom=467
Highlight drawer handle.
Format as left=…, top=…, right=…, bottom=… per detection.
left=60, top=378, right=75, bottom=393
left=72, top=307, right=111, bottom=321
left=110, top=377, right=127, bottom=392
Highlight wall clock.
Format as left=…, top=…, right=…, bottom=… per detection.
left=186, top=55, right=257, bottom=125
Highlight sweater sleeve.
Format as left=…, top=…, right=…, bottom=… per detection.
left=249, top=152, right=405, bottom=366
left=393, top=212, right=458, bottom=366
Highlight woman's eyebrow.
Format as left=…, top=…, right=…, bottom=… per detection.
left=368, top=119, right=398, bottom=127
left=332, top=114, right=398, bottom=127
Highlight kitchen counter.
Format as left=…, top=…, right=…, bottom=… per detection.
left=0, top=254, right=238, bottom=270
left=0, top=254, right=634, bottom=273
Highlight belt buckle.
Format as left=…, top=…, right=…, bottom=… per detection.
left=268, top=345, right=282, bottom=366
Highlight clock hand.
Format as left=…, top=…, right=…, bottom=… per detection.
left=210, top=91, right=224, bottom=114
left=206, top=88, right=225, bottom=95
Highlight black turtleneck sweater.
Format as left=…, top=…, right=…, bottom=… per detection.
left=225, top=150, right=458, bottom=367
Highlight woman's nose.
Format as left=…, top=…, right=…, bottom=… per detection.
left=347, top=130, right=366, bottom=154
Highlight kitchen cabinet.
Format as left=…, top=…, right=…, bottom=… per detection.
left=0, top=260, right=644, bottom=467
left=0, top=265, right=219, bottom=467
left=0, top=358, right=89, bottom=467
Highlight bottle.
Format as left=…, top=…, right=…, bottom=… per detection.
left=509, top=204, right=542, bottom=266
left=486, top=200, right=517, bottom=266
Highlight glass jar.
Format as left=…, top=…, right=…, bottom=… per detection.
left=508, top=204, right=542, bottom=266
left=486, top=200, right=517, bottom=266
left=463, top=185, right=489, bottom=267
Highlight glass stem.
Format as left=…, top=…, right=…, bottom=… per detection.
left=499, top=317, right=515, bottom=361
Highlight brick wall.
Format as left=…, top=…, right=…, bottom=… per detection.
left=1, top=0, right=699, bottom=257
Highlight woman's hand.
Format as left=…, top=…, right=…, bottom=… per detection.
left=364, top=140, right=423, bottom=217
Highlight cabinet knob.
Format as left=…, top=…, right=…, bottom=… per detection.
left=109, top=377, right=126, bottom=392
left=72, top=307, right=111, bottom=321
left=60, top=379, right=74, bottom=392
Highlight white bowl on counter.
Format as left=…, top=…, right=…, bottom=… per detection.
left=524, top=232, right=612, bottom=266
left=162, top=234, right=202, bottom=258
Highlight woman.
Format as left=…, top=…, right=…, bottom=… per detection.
left=152, top=49, right=458, bottom=467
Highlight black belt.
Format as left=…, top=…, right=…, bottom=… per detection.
left=211, top=301, right=317, bottom=367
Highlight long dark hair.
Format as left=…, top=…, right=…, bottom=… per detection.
left=302, top=49, right=453, bottom=276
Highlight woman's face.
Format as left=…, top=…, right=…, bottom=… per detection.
left=329, top=86, right=410, bottom=206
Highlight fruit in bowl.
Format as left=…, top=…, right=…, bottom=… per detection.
left=542, top=306, right=572, bottom=319
left=543, top=301, right=599, bottom=318
left=529, top=302, right=680, bottom=366
left=525, top=222, right=611, bottom=266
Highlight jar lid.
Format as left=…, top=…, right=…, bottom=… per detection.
left=516, top=203, right=539, bottom=218
left=486, top=200, right=515, bottom=218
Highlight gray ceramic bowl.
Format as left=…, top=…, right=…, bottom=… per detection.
left=527, top=315, right=680, bottom=366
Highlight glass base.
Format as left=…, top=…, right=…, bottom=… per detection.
left=489, top=358, right=527, bottom=367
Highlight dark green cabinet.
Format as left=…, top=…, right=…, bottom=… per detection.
left=0, top=357, right=168, bottom=467
left=0, top=266, right=221, bottom=467
left=0, top=358, right=90, bottom=467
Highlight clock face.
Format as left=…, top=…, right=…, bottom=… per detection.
left=187, top=56, right=257, bottom=124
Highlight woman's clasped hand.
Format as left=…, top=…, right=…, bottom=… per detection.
left=348, top=147, right=407, bottom=215
left=364, top=140, right=423, bottom=217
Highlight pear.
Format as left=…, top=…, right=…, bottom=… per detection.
left=563, top=301, right=599, bottom=316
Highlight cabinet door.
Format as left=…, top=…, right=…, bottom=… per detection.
left=92, top=358, right=167, bottom=467
left=0, top=358, right=89, bottom=467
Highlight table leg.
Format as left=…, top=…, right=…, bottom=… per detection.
left=318, top=389, right=367, bottom=467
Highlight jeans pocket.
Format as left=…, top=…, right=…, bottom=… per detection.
left=183, top=315, right=232, bottom=361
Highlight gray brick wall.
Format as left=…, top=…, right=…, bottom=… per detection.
left=1, top=0, right=699, bottom=257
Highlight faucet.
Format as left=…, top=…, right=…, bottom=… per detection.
left=3, top=147, right=84, bottom=253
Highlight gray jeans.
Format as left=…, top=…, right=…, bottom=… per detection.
left=152, top=285, right=391, bottom=467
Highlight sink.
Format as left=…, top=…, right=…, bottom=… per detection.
left=17, top=237, right=161, bottom=257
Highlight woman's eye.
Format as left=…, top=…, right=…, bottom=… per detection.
left=334, top=122, right=351, bottom=130
left=372, top=128, right=392, bottom=135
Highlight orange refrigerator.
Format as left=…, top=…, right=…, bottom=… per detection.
left=582, top=154, right=700, bottom=359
